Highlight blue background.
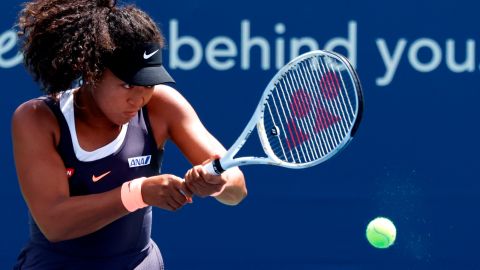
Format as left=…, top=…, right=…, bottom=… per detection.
left=1, top=0, right=479, bottom=269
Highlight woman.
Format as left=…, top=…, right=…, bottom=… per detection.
left=12, top=0, right=247, bottom=269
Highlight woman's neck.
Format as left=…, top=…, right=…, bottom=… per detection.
left=74, top=86, right=120, bottom=131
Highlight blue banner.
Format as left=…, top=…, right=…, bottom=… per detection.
left=1, top=0, right=479, bottom=269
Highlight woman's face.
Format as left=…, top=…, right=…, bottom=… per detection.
left=91, top=69, right=155, bottom=125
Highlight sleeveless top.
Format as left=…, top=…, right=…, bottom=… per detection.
left=16, top=90, right=164, bottom=269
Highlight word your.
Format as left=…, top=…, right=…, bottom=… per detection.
left=376, top=38, right=476, bottom=86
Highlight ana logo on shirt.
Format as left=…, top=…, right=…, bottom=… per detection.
left=128, top=155, right=152, bottom=168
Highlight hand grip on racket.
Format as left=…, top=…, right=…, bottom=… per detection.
left=202, top=50, right=364, bottom=176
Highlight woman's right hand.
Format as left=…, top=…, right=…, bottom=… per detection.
left=141, top=174, right=193, bottom=211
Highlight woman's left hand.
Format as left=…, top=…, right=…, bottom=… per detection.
left=184, top=156, right=227, bottom=197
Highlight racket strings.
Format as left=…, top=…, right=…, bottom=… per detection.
left=304, top=58, right=352, bottom=141
left=283, top=71, right=323, bottom=161
left=263, top=55, right=358, bottom=164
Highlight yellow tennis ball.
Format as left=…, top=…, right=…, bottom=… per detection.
left=366, top=217, right=396, bottom=248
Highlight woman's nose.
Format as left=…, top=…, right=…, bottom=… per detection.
left=127, top=93, right=145, bottom=108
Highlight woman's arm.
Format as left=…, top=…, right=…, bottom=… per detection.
left=147, top=85, right=247, bottom=205
left=12, top=100, right=130, bottom=242
left=12, top=99, right=191, bottom=242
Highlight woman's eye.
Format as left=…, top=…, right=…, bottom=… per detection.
left=123, top=84, right=133, bottom=89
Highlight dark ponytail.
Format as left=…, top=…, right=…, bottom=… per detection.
left=17, top=0, right=164, bottom=95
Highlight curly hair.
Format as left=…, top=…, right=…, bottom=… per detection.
left=17, top=0, right=165, bottom=95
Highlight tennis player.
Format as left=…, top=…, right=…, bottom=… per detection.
left=12, top=0, right=247, bottom=269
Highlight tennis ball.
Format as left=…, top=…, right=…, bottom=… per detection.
left=366, top=217, right=396, bottom=249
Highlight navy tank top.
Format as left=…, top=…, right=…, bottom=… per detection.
left=15, top=91, right=164, bottom=269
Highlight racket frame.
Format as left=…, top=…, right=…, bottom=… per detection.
left=205, top=50, right=364, bottom=175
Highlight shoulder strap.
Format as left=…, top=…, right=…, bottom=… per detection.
left=40, top=96, right=76, bottom=160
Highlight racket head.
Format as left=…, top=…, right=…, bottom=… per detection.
left=257, top=50, right=364, bottom=169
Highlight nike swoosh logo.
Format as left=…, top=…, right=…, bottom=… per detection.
left=143, top=49, right=159, bottom=59
left=92, top=171, right=111, bottom=182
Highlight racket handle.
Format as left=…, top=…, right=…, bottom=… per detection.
left=203, top=158, right=225, bottom=175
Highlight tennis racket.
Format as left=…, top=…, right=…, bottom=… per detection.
left=204, top=50, right=364, bottom=175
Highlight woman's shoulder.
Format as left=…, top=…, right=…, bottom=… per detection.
left=147, top=84, right=196, bottom=118
left=12, top=97, right=59, bottom=135
left=149, top=84, right=187, bottom=105
left=146, top=84, right=201, bottom=141
left=13, top=97, right=53, bottom=119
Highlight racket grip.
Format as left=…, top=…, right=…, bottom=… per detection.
left=203, top=158, right=225, bottom=175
